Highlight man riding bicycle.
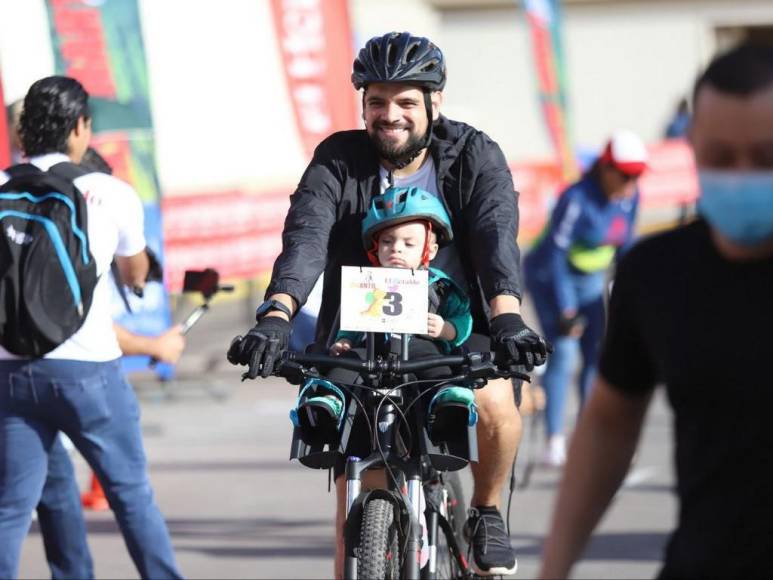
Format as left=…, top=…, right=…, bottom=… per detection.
left=228, top=31, right=550, bottom=577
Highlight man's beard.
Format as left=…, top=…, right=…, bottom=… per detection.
left=369, top=123, right=426, bottom=165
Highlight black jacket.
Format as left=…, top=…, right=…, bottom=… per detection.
left=266, top=115, right=522, bottom=346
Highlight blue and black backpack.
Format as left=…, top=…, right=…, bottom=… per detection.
left=0, top=162, right=97, bottom=357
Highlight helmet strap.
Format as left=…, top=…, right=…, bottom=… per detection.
left=421, top=89, right=434, bottom=149
left=366, top=239, right=380, bottom=266
left=421, top=220, right=434, bottom=267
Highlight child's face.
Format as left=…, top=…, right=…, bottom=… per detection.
left=376, top=221, right=438, bottom=269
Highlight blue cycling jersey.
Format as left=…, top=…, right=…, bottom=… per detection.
left=525, top=172, right=639, bottom=312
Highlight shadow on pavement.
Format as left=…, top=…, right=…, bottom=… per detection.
left=513, top=531, right=668, bottom=562
left=526, top=480, right=674, bottom=495
left=30, top=516, right=332, bottom=541
left=148, top=459, right=302, bottom=472
left=174, top=542, right=334, bottom=559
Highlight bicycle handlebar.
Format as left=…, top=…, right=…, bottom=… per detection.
left=276, top=350, right=530, bottom=383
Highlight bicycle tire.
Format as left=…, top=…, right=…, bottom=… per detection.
left=359, top=498, right=402, bottom=579
left=435, top=472, right=468, bottom=578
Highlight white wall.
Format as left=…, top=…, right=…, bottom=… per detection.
left=439, top=7, right=543, bottom=159
left=0, top=0, right=54, bottom=104
left=351, top=0, right=441, bottom=51
left=139, top=0, right=305, bottom=194
left=433, top=0, right=773, bottom=160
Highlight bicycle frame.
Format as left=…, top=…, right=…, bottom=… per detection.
left=279, top=336, right=520, bottom=579
left=340, top=332, right=473, bottom=579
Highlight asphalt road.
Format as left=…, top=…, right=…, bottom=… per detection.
left=17, top=360, right=676, bottom=580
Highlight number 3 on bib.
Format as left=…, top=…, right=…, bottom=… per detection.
left=340, top=266, right=427, bottom=334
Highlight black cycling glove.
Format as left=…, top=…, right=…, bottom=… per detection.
left=227, top=317, right=292, bottom=379
left=490, top=313, right=551, bottom=371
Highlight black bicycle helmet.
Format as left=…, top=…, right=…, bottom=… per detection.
left=352, top=32, right=446, bottom=91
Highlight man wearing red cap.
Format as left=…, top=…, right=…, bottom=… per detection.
left=522, top=129, right=647, bottom=467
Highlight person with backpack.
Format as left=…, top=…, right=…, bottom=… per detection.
left=0, top=76, right=182, bottom=579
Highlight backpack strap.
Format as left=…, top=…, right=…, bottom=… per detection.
left=47, top=161, right=90, bottom=182
left=4, top=161, right=90, bottom=182
left=3, top=163, right=42, bottom=180
left=111, top=260, right=134, bottom=314
left=428, top=278, right=450, bottom=314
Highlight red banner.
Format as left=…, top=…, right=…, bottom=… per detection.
left=270, top=0, right=358, bottom=158
left=48, top=0, right=117, bottom=99
left=511, top=161, right=565, bottom=243
left=158, top=141, right=699, bottom=287
left=0, top=71, right=10, bottom=167
left=161, top=190, right=290, bottom=291
left=637, top=139, right=699, bottom=208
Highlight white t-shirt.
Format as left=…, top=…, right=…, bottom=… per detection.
left=379, top=157, right=440, bottom=197
left=1, top=152, right=146, bottom=361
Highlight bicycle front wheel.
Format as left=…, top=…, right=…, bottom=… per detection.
left=359, top=498, right=402, bottom=579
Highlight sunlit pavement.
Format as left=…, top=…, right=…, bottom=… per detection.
left=18, top=265, right=677, bottom=579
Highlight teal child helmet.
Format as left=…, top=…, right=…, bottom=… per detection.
left=361, top=187, right=454, bottom=250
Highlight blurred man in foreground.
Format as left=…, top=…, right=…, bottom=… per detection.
left=540, top=42, right=773, bottom=579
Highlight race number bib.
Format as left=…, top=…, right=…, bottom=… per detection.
left=340, top=266, right=428, bottom=334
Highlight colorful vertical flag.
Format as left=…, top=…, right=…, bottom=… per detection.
left=523, top=0, right=577, bottom=180
left=45, top=0, right=174, bottom=378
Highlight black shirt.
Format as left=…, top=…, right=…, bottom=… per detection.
left=599, top=219, right=773, bottom=578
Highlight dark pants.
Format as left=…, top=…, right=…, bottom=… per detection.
left=524, top=266, right=606, bottom=437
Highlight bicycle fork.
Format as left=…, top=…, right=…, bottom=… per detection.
left=344, top=459, right=361, bottom=580
left=405, top=475, right=423, bottom=579
left=424, top=482, right=472, bottom=579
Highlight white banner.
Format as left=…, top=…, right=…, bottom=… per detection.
left=340, top=266, right=429, bottom=335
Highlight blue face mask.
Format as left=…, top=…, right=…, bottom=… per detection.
left=697, top=171, right=773, bottom=246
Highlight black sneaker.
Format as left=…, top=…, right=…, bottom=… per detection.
left=463, top=506, right=518, bottom=576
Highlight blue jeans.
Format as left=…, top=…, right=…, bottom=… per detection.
left=0, top=358, right=182, bottom=580
left=525, top=267, right=606, bottom=437
left=36, top=436, right=93, bottom=579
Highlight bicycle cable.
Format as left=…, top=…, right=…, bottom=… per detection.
left=370, top=375, right=455, bottom=567
left=507, top=454, right=516, bottom=536
left=297, top=363, right=482, bottom=570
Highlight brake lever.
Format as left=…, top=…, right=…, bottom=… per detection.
left=502, top=366, right=531, bottom=383
left=465, top=352, right=500, bottom=381
left=271, top=359, right=318, bottom=385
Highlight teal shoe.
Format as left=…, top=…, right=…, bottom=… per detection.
left=290, top=378, right=346, bottom=445
left=427, top=386, right=478, bottom=444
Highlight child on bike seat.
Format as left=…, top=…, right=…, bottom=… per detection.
left=292, top=186, right=476, bottom=447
